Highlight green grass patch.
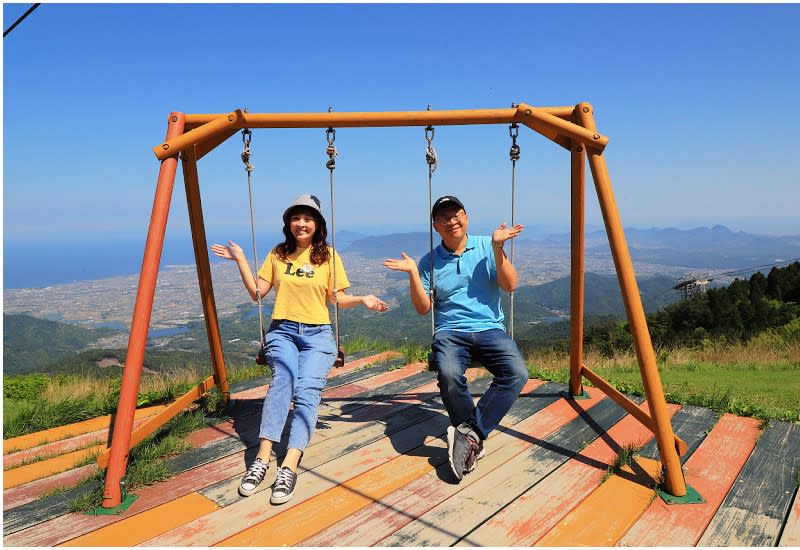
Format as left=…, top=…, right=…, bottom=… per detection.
left=525, top=355, right=799, bottom=423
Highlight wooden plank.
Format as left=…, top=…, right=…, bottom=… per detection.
left=779, top=489, right=800, bottom=547
left=698, top=420, right=800, bottom=546
left=2, top=464, right=98, bottom=511
left=217, top=379, right=555, bottom=547
left=58, top=493, right=218, bottom=547
left=639, top=404, right=718, bottom=463
left=145, top=374, right=494, bottom=545
left=4, top=443, right=107, bottom=489
left=140, top=406, right=455, bottom=546
left=376, top=390, right=629, bottom=547
left=2, top=358, right=420, bottom=535
left=197, top=376, right=478, bottom=507
left=458, top=399, right=672, bottom=547
left=3, top=405, right=166, bottom=455
left=4, top=413, right=157, bottom=470
left=300, top=382, right=590, bottom=547
left=4, top=451, right=246, bottom=546
left=534, top=456, right=663, bottom=546
left=618, top=413, right=762, bottom=546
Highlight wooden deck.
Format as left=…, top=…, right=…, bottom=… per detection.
left=3, top=351, right=799, bottom=547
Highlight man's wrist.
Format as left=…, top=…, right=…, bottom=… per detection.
left=492, top=241, right=504, bottom=249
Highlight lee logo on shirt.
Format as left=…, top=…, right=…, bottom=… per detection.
left=284, top=262, right=316, bottom=278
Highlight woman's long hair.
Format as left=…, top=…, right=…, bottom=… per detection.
left=274, top=206, right=331, bottom=266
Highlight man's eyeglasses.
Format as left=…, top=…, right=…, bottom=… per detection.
left=434, top=211, right=465, bottom=225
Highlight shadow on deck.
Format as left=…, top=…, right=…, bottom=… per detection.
left=3, top=351, right=799, bottom=546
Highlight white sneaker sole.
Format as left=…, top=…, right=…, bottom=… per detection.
left=446, top=425, right=463, bottom=481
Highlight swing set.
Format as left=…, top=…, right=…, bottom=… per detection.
left=99, top=102, right=690, bottom=511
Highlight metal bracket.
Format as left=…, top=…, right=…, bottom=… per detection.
left=658, top=482, right=705, bottom=505
left=563, top=390, right=591, bottom=400
left=91, top=478, right=139, bottom=515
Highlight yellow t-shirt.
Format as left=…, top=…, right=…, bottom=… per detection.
left=258, top=245, right=350, bottom=325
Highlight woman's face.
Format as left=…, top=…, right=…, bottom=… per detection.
left=289, top=208, right=317, bottom=246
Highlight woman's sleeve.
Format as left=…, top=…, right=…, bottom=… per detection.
left=330, top=251, right=350, bottom=292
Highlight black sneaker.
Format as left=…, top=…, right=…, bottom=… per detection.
left=447, top=423, right=482, bottom=481
left=239, top=457, right=269, bottom=497
left=270, top=466, right=298, bottom=504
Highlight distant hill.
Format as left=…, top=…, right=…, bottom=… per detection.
left=2, top=313, right=116, bottom=375
left=344, top=225, right=800, bottom=271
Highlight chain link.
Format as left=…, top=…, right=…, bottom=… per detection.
left=242, top=128, right=265, bottom=346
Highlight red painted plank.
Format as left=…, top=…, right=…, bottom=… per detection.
left=618, top=413, right=762, bottom=546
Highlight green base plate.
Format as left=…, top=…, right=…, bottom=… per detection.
left=658, top=483, right=705, bottom=505
left=562, top=390, right=591, bottom=400
left=90, top=493, right=139, bottom=515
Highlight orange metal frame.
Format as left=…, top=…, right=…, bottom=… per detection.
left=101, top=102, right=687, bottom=509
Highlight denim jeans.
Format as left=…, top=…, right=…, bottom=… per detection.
left=259, top=320, right=337, bottom=451
left=430, top=329, right=528, bottom=440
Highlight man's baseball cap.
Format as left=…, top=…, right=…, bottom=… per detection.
left=431, top=195, right=465, bottom=220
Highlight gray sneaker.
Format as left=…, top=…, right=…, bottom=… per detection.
left=270, top=466, right=298, bottom=504
left=239, top=457, right=269, bottom=497
left=447, top=423, right=483, bottom=481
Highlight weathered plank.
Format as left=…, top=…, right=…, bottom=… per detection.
left=377, top=391, right=629, bottom=547
left=2, top=354, right=413, bottom=535
left=300, top=381, right=587, bottom=547
left=533, top=456, right=663, bottom=546
left=59, top=493, right=219, bottom=547
left=198, top=376, right=483, bottom=507
left=778, top=489, right=800, bottom=547
left=698, top=420, right=800, bottom=547
left=618, top=413, right=762, bottom=546
left=140, top=406, right=455, bottom=546
left=458, top=398, right=670, bottom=547
left=639, top=404, right=719, bottom=464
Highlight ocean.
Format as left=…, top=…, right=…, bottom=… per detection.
left=3, top=234, right=277, bottom=289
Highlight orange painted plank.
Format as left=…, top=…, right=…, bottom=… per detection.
left=462, top=401, right=678, bottom=546
left=216, top=445, right=443, bottom=546
left=3, top=404, right=166, bottom=454
left=304, top=383, right=598, bottom=547
left=58, top=492, right=218, bottom=546
left=3, top=442, right=106, bottom=489
left=618, top=413, right=763, bottom=546
left=4, top=413, right=159, bottom=470
left=534, top=456, right=663, bottom=546
left=145, top=411, right=453, bottom=546
left=4, top=451, right=246, bottom=547
left=779, top=490, right=800, bottom=547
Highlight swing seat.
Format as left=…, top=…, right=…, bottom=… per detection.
left=334, top=347, right=345, bottom=369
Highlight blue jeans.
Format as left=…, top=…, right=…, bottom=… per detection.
left=430, top=329, right=528, bottom=440
left=259, top=320, right=337, bottom=451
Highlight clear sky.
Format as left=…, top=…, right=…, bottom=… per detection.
left=4, top=2, right=800, bottom=251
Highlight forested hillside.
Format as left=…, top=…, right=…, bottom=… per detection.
left=2, top=314, right=115, bottom=375
left=586, top=262, right=800, bottom=353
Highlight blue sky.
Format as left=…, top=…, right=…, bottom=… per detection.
left=4, top=2, right=800, bottom=252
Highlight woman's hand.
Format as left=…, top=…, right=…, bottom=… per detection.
left=211, top=240, right=246, bottom=263
left=383, top=252, right=418, bottom=274
left=362, top=295, right=389, bottom=312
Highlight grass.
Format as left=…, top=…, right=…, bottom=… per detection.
left=602, top=443, right=642, bottom=482
left=523, top=340, right=800, bottom=423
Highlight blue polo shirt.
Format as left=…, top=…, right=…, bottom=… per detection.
left=418, top=234, right=506, bottom=334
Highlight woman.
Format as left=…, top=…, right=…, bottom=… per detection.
left=211, top=193, right=388, bottom=504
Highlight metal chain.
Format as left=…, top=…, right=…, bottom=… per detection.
left=326, top=126, right=341, bottom=353
left=425, top=125, right=437, bottom=335
left=508, top=122, right=521, bottom=339
left=242, top=128, right=265, bottom=344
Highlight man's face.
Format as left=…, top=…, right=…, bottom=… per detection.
left=432, top=206, right=468, bottom=241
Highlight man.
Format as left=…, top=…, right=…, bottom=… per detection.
left=384, top=195, right=529, bottom=481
